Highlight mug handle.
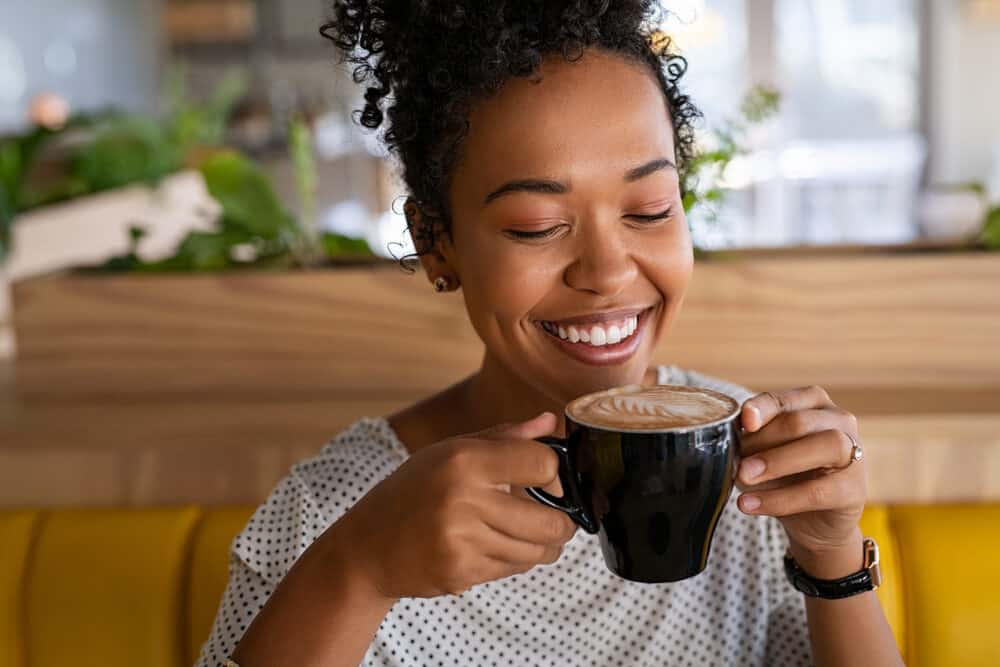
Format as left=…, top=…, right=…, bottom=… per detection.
left=526, top=436, right=599, bottom=534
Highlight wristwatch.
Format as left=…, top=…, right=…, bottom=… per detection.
left=784, top=536, right=882, bottom=599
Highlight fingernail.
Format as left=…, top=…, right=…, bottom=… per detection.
left=745, top=405, right=761, bottom=431
left=741, top=457, right=765, bottom=480
left=741, top=494, right=761, bottom=512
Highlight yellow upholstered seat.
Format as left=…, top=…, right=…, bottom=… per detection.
left=2, top=503, right=998, bottom=666
left=186, top=507, right=255, bottom=666
left=891, top=504, right=1000, bottom=667
left=858, top=505, right=905, bottom=655
left=23, top=508, right=200, bottom=667
left=0, top=511, right=39, bottom=667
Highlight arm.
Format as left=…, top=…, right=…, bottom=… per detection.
left=226, top=412, right=574, bottom=666
left=739, top=387, right=903, bottom=666
left=230, top=519, right=397, bottom=667
left=790, top=530, right=902, bottom=667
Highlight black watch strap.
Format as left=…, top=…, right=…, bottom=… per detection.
left=783, top=537, right=882, bottom=599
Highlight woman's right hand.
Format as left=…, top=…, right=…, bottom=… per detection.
left=326, top=412, right=578, bottom=600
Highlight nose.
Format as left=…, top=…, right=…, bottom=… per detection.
left=563, top=223, right=637, bottom=298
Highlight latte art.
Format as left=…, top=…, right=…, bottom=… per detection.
left=567, top=384, right=738, bottom=431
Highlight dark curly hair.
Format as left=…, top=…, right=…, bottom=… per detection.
left=320, top=1, right=700, bottom=264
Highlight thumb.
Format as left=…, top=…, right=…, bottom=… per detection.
left=478, top=411, right=558, bottom=441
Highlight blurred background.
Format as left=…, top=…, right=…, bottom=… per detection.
left=0, top=3, right=998, bottom=666
left=1, top=0, right=999, bottom=276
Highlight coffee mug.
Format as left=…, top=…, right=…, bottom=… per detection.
left=526, top=384, right=741, bottom=583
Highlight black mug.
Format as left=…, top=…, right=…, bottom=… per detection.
left=526, top=385, right=741, bottom=583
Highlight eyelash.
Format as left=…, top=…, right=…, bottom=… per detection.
left=505, top=206, right=674, bottom=239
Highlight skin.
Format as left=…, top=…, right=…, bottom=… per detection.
left=232, top=49, right=902, bottom=666
left=395, top=50, right=691, bottom=449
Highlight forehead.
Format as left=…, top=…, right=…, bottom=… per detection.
left=455, top=49, right=676, bottom=191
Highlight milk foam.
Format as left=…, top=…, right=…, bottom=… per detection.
left=567, top=384, right=738, bottom=430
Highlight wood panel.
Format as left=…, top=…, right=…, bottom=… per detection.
left=2, top=406, right=997, bottom=506
left=3, top=250, right=999, bottom=506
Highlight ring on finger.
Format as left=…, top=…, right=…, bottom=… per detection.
left=838, top=431, right=864, bottom=469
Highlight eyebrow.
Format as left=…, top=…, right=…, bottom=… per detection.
left=483, top=157, right=677, bottom=206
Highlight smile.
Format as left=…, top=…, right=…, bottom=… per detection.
left=534, top=306, right=655, bottom=367
left=539, top=313, right=639, bottom=346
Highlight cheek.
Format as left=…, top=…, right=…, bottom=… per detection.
left=453, top=230, right=558, bottom=330
left=637, top=219, right=694, bottom=297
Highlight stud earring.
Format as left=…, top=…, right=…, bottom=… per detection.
left=433, top=276, right=449, bottom=292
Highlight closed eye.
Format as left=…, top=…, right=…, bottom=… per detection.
left=504, top=227, right=562, bottom=240
left=625, top=206, right=674, bottom=223
left=503, top=206, right=674, bottom=240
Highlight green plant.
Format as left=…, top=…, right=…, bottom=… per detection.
left=288, top=117, right=321, bottom=267
left=98, top=137, right=372, bottom=272
left=982, top=206, right=1000, bottom=249
left=682, top=85, right=781, bottom=218
left=1, top=57, right=373, bottom=272
left=0, top=66, right=245, bottom=264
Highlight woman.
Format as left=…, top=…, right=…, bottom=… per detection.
left=199, top=1, right=903, bottom=665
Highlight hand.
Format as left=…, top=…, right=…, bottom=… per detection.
left=327, top=412, right=578, bottom=600
left=737, top=386, right=867, bottom=575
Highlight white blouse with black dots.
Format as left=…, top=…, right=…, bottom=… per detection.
left=196, top=366, right=813, bottom=666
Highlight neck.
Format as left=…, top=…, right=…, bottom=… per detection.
left=457, top=354, right=662, bottom=438
left=460, top=351, right=570, bottom=437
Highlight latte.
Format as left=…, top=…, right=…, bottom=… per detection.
left=566, top=384, right=739, bottom=431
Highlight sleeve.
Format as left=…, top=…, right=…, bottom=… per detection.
left=195, top=470, right=332, bottom=666
left=194, top=555, right=276, bottom=667
left=762, top=516, right=814, bottom=666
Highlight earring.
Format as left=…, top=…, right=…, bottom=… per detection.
left=433, top=276, right=449, bottom=292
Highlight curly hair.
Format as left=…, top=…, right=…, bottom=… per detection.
left=320, top=1, right=700, bottom=264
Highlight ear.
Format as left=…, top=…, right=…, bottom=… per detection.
left=405, top=197, right=458, bottom=286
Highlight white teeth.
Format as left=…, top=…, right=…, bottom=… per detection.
left=543, top=312, right=642, bottom=347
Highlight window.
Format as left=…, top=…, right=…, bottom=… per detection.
left=660, top=0, right=925, bottom=248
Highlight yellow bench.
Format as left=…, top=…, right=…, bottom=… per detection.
left=2, top=505, right=998, bottom=666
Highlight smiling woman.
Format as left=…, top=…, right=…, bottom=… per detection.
left=196, top=2, right=903, bottom=667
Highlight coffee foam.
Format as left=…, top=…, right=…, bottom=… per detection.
left=567, top=384, right=739, bottom=431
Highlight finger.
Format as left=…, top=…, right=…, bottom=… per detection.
left=738, top=429, right=859, bottom=486
left=741, top=386, right=835, bottom=433
left=477, top=526, right=565, bottom=567
left=477, top=411, right=558, bottom=441
left=479, top=555, right=550, bottom=584
left=738, top=470, right=864, bottom=517
left=740, top=408, right=855, bottom=457
left=479, top=490, right=578, bottom=546
left=472, top=437, right=562, bottom=488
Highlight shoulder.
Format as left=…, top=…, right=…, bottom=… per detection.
left=231, top=417, right=406, bottom=585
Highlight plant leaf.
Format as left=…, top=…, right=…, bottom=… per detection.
left=981, top=207, right=1000, bottom=249
left=199, top=151, right=296, bottom=238
left=320, top=232, right=372, bottom=258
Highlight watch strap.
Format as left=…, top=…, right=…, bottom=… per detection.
left=783, top=537, right=881, bottom=599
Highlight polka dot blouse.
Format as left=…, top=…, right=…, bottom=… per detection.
left=196, top=366, right=812, bottom=666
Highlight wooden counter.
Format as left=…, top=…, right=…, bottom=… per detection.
left=2, top=249, right=999, bottom=506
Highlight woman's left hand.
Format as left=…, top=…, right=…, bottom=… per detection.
left=737, top=385, right=867, bottom=575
